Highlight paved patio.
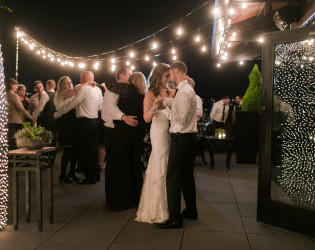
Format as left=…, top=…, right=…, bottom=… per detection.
left=1, top=151, right=314, bottom=249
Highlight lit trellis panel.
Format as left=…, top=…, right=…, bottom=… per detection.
left=0, top=44, right=9, bottom=230
left=273, top=39, right=315, bottom=209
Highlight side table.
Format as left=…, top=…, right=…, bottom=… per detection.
left=8, top=147, right=57, bottom=232
left=207, top=137, right=234, bottom=170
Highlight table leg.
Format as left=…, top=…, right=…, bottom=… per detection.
left=226, top=142, right=233, bottom=170
left=13, top=169, right=19, bottom=231
left=36, top=167, right=43, bottom=232
left=25, top=171, right=30, bottom=222
left=47, top=167, right=53, bottom=224
left=208, top=143, right=214, bottom=169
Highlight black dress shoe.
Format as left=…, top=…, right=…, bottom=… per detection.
left=76, top=179, right=96, bottom=185
left=181, top=208, right=198, bottom=220
left=154, top=219, right=183, bottom=229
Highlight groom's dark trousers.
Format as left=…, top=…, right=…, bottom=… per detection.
left=166, top=132, right=197, bottom=222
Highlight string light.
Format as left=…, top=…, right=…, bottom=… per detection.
left=177, top=27, right=183, bottom=36
left=0, top=44, right=9, bottom=231
left=126, top=60, right=130, bottom=66
left=111, top=64, right=116, bottom=72
left=152, top=41, right=158, bottom=50
left=258, top=37, right=264, bottom=43
left=131, top=65, right=135, bottom=70
left=195, top=33, right=201, bottom=43
left=153, top=61, right=157, bottom=67
left=217, top=63, right=221, bottom=68
left=239, top=60, right=244, bottom=65
left=78, top=63, right=86, bottom=69
left=171, top=48, right=176, bottom=55
left=242, top=3, right=247, bottom=9
left=273, top=39, right=315, bottom=209
left=213, top=7, right=219, bottom=16
left=111, top=58, right=116, bottom=64
left=129, top=51, right=135, bottom=58
left=145, top=55, right=150, bottom=61
left=172, top=55, right=177, bottom=61
left=229, top=8, right=235, bottom=16
left=93, top=61, right=100, bottom=70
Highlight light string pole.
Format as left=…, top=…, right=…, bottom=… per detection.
left=15, top=27, right=20, bottom=81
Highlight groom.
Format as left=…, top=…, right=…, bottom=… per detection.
left=155, top=61, right=198, bottom=229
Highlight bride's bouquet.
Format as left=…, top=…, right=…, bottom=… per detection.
left=14, top=122, right=53, bottom=150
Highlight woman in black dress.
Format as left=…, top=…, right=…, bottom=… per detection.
left=54, top=76, right=83, bottom=183
left=106, top=72, right=146, bottom=211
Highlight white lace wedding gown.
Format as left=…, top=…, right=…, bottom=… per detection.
left=135, top=98, right=172, bottom=223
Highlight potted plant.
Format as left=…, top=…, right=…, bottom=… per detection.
left=14, top=122, right=53, bottom=150
left=234, top=64, right=261, bottom=164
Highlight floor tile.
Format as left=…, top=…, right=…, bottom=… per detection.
left=182, top=230, right=250, bottom=250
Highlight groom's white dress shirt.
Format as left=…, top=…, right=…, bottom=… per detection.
left=161, top=80, right=198, bottom=134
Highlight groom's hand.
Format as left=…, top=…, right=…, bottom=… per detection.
left=122, top=115, right=139, bottom=127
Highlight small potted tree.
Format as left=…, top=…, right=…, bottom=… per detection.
left=234, top=64, right=261, bottom=164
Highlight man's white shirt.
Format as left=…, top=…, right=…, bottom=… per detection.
left=210, top=100, right=229, bottom=123
left=101, top=85, right=124, bottom=128
left=161, top=80, right=198, bottom=134
left=32, top=91, right=50, bottom=118
left=56, top=85, right=101, bottom=119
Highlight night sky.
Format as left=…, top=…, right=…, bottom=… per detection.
left=1, top=0, right=261, bottom=101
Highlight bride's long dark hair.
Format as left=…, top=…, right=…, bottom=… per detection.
left=148, top=63, right=170, bottom=97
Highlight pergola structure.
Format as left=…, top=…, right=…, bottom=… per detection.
left=212, top=0, right=315, bottom=63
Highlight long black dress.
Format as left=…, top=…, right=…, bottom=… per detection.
left=106, top=83, right=145, bottom=211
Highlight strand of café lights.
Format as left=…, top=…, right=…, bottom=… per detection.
left=215, top=0, right=264, bottom=68
left=15, top=0, right=262, bottom=75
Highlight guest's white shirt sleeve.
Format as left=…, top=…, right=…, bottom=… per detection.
left=106, top=90, right=124, bottom=120
left=33, top=92, right=49, bottom=118
left=55, top=87, right=87, bottom=118
left=196, top=95, right=203, bottom=118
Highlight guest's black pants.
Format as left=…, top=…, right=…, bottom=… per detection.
left=8, top=123, right=23, bottom=150
left=166, top=133, right=197, bottom=222
left=76, top=118, right=100, bottom=182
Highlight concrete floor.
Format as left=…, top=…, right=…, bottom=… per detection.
left=1, top=151, right=314, bottom=250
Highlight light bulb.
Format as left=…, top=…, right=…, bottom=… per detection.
left=145, top=55, right=150, bottom=61
left=195, top=35, right=201, bottom=42
left=177, top=28, right=183, bottom=36
left=129, top=51, right=135, bottom=58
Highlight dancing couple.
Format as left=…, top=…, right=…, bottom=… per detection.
left=136, top=61, right=198, bottom=229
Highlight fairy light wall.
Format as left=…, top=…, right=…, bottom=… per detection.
left=0, top=44, right=9, bottom=230
left=273, top=38, right=315, bottom=209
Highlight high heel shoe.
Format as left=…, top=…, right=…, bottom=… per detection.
left=67, top=172, right=80, bottom=182
left=59, top=175, right=72, bottom=184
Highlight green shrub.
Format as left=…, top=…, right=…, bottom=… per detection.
left=242, top=64, right=261, bottom=112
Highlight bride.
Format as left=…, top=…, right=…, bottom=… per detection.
left=136, top=63, right=175, bottom=223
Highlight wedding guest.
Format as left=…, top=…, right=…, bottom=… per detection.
left=96, top=83, right=105, bottom=171
left=35, top=80, right=56, bottom=132
left=136, top=63, right=175, bottom=223
left=210, top=95, right=231, bottom=133
left=234, top=95, right=242, bottom=110
left=28, top=80, right=45, bottom=115
left=101, top=67, right=136, bottom=200
left=54, top=76, right=83, bottom=183
left=106, top=72, right=146, bottom=211
left=56, top=71, right=102, bottom=184
left=6, top=78, right=36, bottom=150
left=17, top=84, right=30, bottom=111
